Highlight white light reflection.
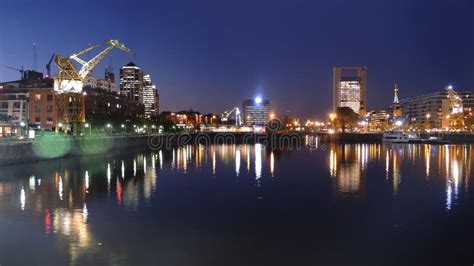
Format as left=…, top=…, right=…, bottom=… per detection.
left=20, top=187, right=26, bottom=210
left=144, top=155, right=147, bottom=174
left=107, top=163, right=111, bottom=184
left=235, top=147, right=241, bottom=176
left=159, top=150, right=163, bottom=170
left=121, top=160, right=125, bottom=179
left=255, top=144, right=262, bottom=181
left=270, top=151, right=275, bottom=177
left=152, top=154, right=156, bottom=169
left=29, top=176, right=35, bottom=190
left=82, top=203, right=89, bottom=222
left=329, top=148, right=337, bottom=178
left=58, top=176, right=64, bottom=200
left=85, top=171, right=90, bottom=193
left=425, top=145, right=430, bottom=178
left=212, top=148, right=216, bottom=176
left=133, top=159, right=137, bottom=176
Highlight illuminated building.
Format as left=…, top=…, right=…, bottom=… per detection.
left=367, top=109, right=390, bottom=132
left=333, top=67, right=367, bottom=115
left=83, top=87, right=144, bottom=122
left=242, top=97, right=270, bottom=126
left=142, top=74, right=159, bottom=119
left=399, top=90, right=473, bottom=130
left=0, top=87, right=57, bottom=129
left=120, top=62, right=144, bottom=102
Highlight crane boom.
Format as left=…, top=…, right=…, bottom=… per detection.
left=221, top=107, right=242, bottom=126
left=54, top=39, right=134, bottom=93
left=46, top=53, right=55, bottom=78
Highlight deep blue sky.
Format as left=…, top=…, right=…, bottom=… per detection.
left=1, top=0, right=473, bottom=119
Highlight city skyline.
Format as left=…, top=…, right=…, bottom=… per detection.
left=1, top=0, right=473, bottom=119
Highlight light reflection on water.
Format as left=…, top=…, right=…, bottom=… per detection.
left=0, top=142, right=473, bottom=264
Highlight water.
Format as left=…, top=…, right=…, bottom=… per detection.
left=1, top=142, right=474, bottom=265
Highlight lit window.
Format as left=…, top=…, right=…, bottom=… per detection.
left=35, top=94, right=41, bottom=101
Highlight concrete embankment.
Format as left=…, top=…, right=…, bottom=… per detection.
left=0, top=132, right=304, bottom=165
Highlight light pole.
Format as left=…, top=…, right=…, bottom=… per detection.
left=425, top=114, right=431, bottom=131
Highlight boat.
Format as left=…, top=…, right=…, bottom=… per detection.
left=382, top=131, right=419, bottom=143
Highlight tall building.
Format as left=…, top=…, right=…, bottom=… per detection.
left=333, top=67, right=367, bottom=115
left=399, top=90, right=473, bottom=129
left=242, top=97, right=269, bottom=126
left=120, top=62, right=143, bottom=101
left=142, top=74, right=159, bottom=119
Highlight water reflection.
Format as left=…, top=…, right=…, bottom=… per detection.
left=328, top=143, right=474, bottom=207
left=1, top=143, right=474, bottom=264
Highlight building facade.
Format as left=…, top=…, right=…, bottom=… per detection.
left=399, top=90, right=473, bottom=130
left=142, top=74, right=159, bottom=119
left=0, top=87, right=58, bottom=129
left=120, top=62, right=143, bottom=102
left=242, top=98, right=269, bottom=126
left=333, top=67, right=367, bottom=115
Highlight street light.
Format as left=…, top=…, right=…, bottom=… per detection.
left=106, top=123, right=111, bottom=128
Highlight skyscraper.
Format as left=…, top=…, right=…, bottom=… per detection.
left=242, top=97, right=269, bottom=126
left=120, top=62, right=143, bottom=101
left=333, top=67, right=367, bottom=115
left=143, top=74, right=159, bottom=119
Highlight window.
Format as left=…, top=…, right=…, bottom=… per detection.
left=35, top=117, right=41, bottom=123
left=47, top=117, right=53, bottom=122
left=1, top=102, right=8, bottom=109
left=35, top=106, right=41, bottom=113
left=47, top=94, right=53, bottom=101
left=13, top=102, right=21, bottom=109
left=47, top=106, right=53, bottom=113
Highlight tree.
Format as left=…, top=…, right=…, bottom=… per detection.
left=336, top=107, right=359, bottom=133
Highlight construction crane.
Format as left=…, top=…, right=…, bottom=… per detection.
left=446, top=85, right=463, bottom=114
left=221, top=107, right=242, bottom=126
left=53, top=39, right=134, bottom=133
left=446, top=85, right=465, bottom=130
left=45, top=53, right=55, bottom=78
left=54, top=39, right=134, bottom=93
left=4, top=66, right=25, bottom=80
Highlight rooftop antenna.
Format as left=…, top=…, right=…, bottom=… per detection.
left=33, top=42, right=37, bottom=71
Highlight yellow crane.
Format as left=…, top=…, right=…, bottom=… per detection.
left=53, top=40, right=134, bottom=133
left=446, top=85, right=465, bottom=130
left=54, top=39, right=134, bottom=93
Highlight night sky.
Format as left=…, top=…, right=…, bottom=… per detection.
left=1, top=0, right=473, bottom=119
